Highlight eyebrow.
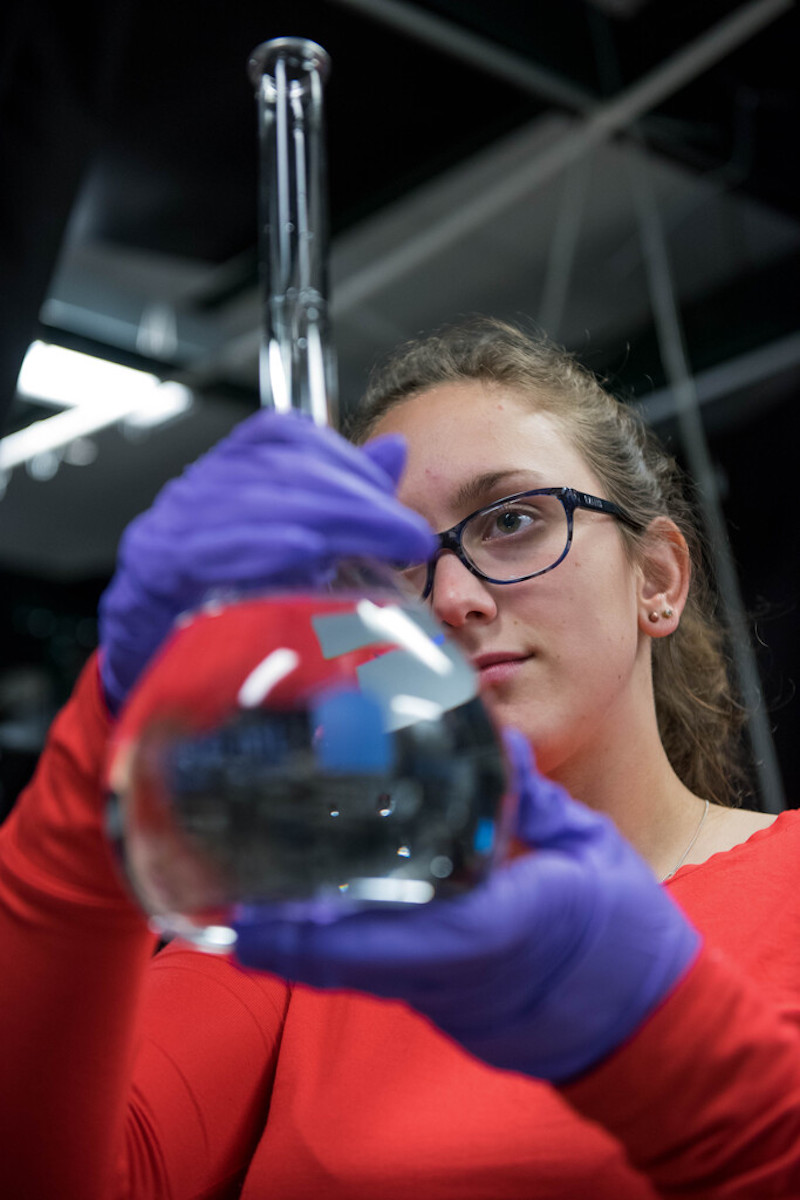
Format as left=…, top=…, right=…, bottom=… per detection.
left=452, top=469, right=542, bottom=512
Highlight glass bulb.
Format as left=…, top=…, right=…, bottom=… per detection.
left=107, top=589, right=512, bottom=950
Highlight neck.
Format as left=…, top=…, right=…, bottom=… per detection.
left=547, top=690, right=706, bottom=880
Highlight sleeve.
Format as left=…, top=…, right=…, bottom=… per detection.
left=0, top=655, right=290, bottom=1200
left=562, top=946, right=800, bottom=1198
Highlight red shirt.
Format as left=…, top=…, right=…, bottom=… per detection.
left=2, top=657, right=800, bottom=1198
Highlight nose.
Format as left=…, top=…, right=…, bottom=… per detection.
left=428, top=550, right=498, bottom=629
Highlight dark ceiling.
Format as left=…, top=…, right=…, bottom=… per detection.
left=0, top=0, right=798, bottom=815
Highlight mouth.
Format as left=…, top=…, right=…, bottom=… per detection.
left=472, top=652, right=531, bottom=688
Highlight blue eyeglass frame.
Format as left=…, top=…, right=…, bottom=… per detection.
left=419, top=485, right=641, bottom=600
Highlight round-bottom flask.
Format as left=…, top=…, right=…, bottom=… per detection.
left=107, top=590, right=512, bottom=950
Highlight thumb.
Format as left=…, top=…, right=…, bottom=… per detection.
left=361, top=435, right=408, bottom=489
left=503, top=728, right=600, bottom=851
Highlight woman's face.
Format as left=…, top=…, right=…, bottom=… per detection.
left=371, top=380, right=651, bottom=781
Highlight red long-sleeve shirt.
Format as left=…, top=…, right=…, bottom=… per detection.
left=2, top=656, right=800, bottom=1199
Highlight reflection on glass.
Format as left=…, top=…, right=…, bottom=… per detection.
left=107, top=593, right=511, bottom=950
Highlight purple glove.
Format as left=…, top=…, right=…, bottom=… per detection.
left=98, top=410, right=435, bottom=714
left=233, top=730, right=701, bottom=1082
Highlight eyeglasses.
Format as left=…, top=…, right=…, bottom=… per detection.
left=405, top=486, right=641, bottom=601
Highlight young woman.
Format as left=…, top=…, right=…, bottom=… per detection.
left=349, top=317, right=777, bottom=876
left=2, top=318, right=799, bottom=1199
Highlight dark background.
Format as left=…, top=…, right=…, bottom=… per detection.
left=1, top=0, right=797, bottom=816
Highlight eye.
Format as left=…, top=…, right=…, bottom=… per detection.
left=492, top=509, right=530, bottom=536
left=473, top=503, right=541, bottom=542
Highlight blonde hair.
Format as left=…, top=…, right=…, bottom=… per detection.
left=347, top=316, right=749, bottom=807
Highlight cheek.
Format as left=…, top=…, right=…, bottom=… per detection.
left=528, top=556, right=639, bottom=662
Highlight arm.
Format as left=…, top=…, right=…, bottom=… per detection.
left=0, top=656, right=157, bottom=1198
left=0, top=659, right=294, bottom=1200
left=233, top=732, right=800, bottom=1196
left=564, top=948, right=800, bottom=1198
left=0, top=412, right=432, bottom=1200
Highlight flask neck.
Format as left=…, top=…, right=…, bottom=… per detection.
left=250, top=38, right=337, bottom=427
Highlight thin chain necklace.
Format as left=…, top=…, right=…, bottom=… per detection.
left=660, top=798, right=710, bottom=882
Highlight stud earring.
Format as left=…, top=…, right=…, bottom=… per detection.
left=648, top=599, right=674, bottom=623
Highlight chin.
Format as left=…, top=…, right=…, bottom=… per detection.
left=493, top=711, right=564, bottom=779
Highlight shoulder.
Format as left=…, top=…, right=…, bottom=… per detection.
left=668, top=807, right=800, bottom=1014
left=669, top=806, right=800, bottom=907
left=701, top=805, right=779, bottom=858
left=687, top=804, right=800, bottom=875
left=731, top=804, right=800, bottom=846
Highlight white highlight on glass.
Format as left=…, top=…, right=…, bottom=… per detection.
left=356, top=598, right=453, bottom=676
left=389, top=695, right=444, bottom=723
left=150, top=915, right=238, bottom=952
left=237, top=648, right=300, bottom=708
left=267, top=338, right=291, bottom=413
left=345, top=877, right=435, bottom=904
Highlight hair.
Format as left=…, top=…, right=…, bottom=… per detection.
left=347, top=316, right=750, bottom=808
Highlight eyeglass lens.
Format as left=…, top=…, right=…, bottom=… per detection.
left=401, top=492, right=571, bottom=594
left=462, top=492, right=568, bottom=580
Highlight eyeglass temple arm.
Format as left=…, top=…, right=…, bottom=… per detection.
left=570, top=489, right=641, bottom=531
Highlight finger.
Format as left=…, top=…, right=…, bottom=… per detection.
left=159, top=451, right=427, bottom=524
left=361, top=435, right=408, bottom=489
left=218, top=410, right=402, bottom=492
left=233, top=854, right=543, bottom=982
left=503, top=729, right=604, bottom=851
left=144, top=482, right=436, bottom=563
left=191, top=448, right=409, bottom=508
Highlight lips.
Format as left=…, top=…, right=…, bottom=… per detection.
left=472, top=652, right=530, bottom=688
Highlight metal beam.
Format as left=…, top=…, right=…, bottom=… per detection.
left=330, top=0, right=793, bottom=316
left=537, top=152, right=593, bottom=338
left=638, top=330, right=800, bottom=425
left=628, top=149, right=786, bottom=813
left=328, top=0, right=594, bottom=112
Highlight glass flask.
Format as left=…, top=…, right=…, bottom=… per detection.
left=107, top=590, right=511, bottom=949
left=105, top=39, right=511, bottom=951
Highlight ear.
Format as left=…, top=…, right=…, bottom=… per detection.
left=636, top=517, right=690, bottom=639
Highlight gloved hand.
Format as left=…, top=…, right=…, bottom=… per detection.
left=98, top=410, right=435, bottom=714
left=233, top=730, right=701, bottom=1083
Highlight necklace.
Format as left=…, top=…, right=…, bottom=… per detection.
left=661, top=798, right=710, bottom=882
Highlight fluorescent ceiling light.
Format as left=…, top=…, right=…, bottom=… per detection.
left=1, top=342, right=193, bottom=473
